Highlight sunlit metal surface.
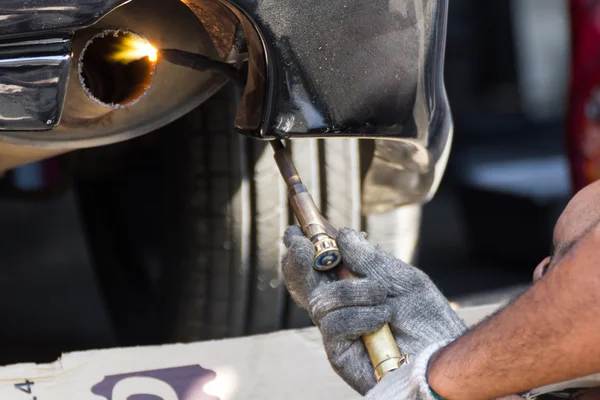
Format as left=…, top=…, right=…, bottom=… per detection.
left=0, top=39, right=71, bottom=131
left=0, top=0, right=129, bottom=38
left=0, top=0, right=228, bottom=148
left=0, top=0, right=452, bottom=213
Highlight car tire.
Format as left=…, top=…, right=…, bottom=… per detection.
left=75, top=85, right=422, bottom=344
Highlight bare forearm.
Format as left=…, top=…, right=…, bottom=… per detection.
left=428, top=227, right=600, bottom=400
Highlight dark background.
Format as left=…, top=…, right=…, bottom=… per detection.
left=0, top=0, right=572, bottom=365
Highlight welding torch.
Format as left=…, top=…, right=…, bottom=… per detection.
left=270, top=140, right=408, bottom=381
left=158, top=48, right=407, bottom=381
left=158, top=48, right=246, bottom=88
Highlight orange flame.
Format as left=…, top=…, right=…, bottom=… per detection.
left=107, top=33, right=158, bottom=64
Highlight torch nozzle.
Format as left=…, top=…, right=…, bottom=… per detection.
left=158, top=48, right=245, bottom=88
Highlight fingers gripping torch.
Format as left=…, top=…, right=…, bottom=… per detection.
left=270, top=139, right=408, bottom=381
left=158, top=48, right=407, bottom=382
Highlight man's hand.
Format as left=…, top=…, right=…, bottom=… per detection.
left=282, top=226, right=466, bottom=396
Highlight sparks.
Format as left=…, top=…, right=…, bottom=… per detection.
left=106, top=33, right=158, bottom=64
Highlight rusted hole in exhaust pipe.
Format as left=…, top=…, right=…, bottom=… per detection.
left=79, top=30, right=156, bottom=108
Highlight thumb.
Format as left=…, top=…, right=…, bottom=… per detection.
left=336, top=228, right=400, bottom=278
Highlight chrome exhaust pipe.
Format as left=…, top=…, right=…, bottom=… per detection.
left=79, top=30, right=156, bottom=109
left=2, top=0, right=237, bottom=148
left=62, top=30, right=158, bottom=125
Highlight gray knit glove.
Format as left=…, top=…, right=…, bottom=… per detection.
left=282, top=226, right=467, bottom=396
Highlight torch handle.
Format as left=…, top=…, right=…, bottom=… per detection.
left=335, top=264, right=407, bottom=381
left=270, top=140, right=407, bottom=380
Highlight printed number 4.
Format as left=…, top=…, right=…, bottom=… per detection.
left=15, top=380, right=34, bottom=394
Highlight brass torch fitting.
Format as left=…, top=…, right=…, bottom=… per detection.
left=271, top=141, right=342, bottom=271
left=313, top=235, right=341, bottom=271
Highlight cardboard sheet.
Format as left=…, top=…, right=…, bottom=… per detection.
left=0, top=304, right=502, bottom=400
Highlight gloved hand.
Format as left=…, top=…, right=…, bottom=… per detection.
left=282, top=226, right=467, bottom=398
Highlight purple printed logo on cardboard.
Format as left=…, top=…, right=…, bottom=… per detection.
left=91, top=365, right=220, bottom=400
